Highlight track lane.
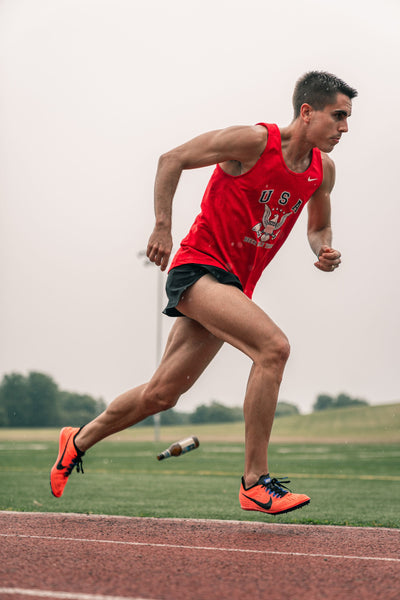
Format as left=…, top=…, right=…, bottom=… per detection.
left=0, top=512, right=399, bottom=600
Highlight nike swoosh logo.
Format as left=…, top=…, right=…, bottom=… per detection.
left=242, top=493, right=272, bottom=510
left=56, top=431, right=74, bottom=470
left=308, top=177, right=318, bottom=182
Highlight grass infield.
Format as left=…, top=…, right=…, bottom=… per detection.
left=0, top=404, right=399, bottom=528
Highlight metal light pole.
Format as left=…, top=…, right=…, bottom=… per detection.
left=138, top=250, right=163, bottom=442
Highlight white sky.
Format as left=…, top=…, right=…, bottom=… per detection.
left=1, top=0, right=399, bottom=414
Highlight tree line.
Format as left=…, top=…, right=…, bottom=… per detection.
left=313, top=393, right=368, bottom=411
left=0, top=371, right=368, bottom=428
left=0, top=372, right=106, bottom=427
left=140, top=399, right=300, bottom=427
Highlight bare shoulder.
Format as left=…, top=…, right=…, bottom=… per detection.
left=321, top=151, right=335, bottom=172
left=247, top=123, right=268, bottom=149
left=216, top=124, right=268, bottom=173
left=251, top=123, right=269, bottom=145
left=320, top=152, right=336, bottom=191
left=216, top=124, right=267, bottom=153
left=164, top=123, right=268, bottom=171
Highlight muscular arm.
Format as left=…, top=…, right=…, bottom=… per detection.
left=307, top=154, right=341, bottom=272
left=146, top=125, right=267, bottom=270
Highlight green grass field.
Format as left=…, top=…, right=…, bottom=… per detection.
left=0, top=403, right=399, bottom=528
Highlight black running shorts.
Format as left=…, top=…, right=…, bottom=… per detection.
left=163, top=263, right=243, bottom=317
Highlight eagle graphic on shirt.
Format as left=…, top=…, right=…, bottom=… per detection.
left=252, top=203, right=291, bottom=246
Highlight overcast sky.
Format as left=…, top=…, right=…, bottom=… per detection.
left=1, top=0, right=399, bottom=414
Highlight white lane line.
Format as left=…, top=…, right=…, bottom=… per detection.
left=0, top=589, right=156, bottom=600
left=1, top=533, right=399, bottom=563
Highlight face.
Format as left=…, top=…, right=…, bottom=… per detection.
left=304, top=93, right=352, bottom=153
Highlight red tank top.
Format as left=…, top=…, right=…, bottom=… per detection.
left=170, top=123, right=323, bottom=298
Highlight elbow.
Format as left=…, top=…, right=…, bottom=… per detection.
left=158, top=149, right=185, bottom=172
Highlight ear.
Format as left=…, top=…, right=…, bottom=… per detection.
left=300, top=103, right=313, bottom=124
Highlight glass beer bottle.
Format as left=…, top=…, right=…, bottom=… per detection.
left=157, top=436, right=200, bottom=460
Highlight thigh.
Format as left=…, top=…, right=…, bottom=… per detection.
left=149, top=315, right=224, bottom=395
left=176, top=274, right=287, bottom=361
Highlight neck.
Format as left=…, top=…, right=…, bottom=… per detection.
left=279, top=120, right=314, bottom=173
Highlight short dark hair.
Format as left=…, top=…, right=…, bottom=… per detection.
left=292, top=71, right=358, bottom=117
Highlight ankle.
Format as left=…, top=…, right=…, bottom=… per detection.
left=73, top=427, right=86, bottom=454
left=243, top=472, right=268, bottom=489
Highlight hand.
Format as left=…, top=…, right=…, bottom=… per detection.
left=314, top=245, right=341, bottom=272
left=146, top=225, right=172, bottom=271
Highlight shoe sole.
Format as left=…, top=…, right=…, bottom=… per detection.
left=241, top=498, right=310, bottom=515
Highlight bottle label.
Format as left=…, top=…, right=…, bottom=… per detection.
left=179, top=437, right=197, bottom=454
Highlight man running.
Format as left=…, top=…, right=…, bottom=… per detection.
left=51, top=71, right=357, bottom=515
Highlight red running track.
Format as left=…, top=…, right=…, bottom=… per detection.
left=0, top=511, right=399, bottom=600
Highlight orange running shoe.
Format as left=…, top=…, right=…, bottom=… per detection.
left=50, top=427, right=84, bottom=498
left=239, top=475, right=310, bottom=515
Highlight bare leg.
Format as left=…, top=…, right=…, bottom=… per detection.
left=176, top=275, right=290, bottom=487
left=75, top=317, right=223, bottom=451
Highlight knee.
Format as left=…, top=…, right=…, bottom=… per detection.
left=257, top=332, right=291, bottom=373
left=274, top=334, right=291, bottom=364
left=141, top=381, right=179, bottom=414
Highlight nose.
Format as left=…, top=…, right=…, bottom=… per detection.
left=339, top=118, right=348, bottom=133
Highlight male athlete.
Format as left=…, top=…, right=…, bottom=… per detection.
left=51, top=71, right=357, bottom=515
